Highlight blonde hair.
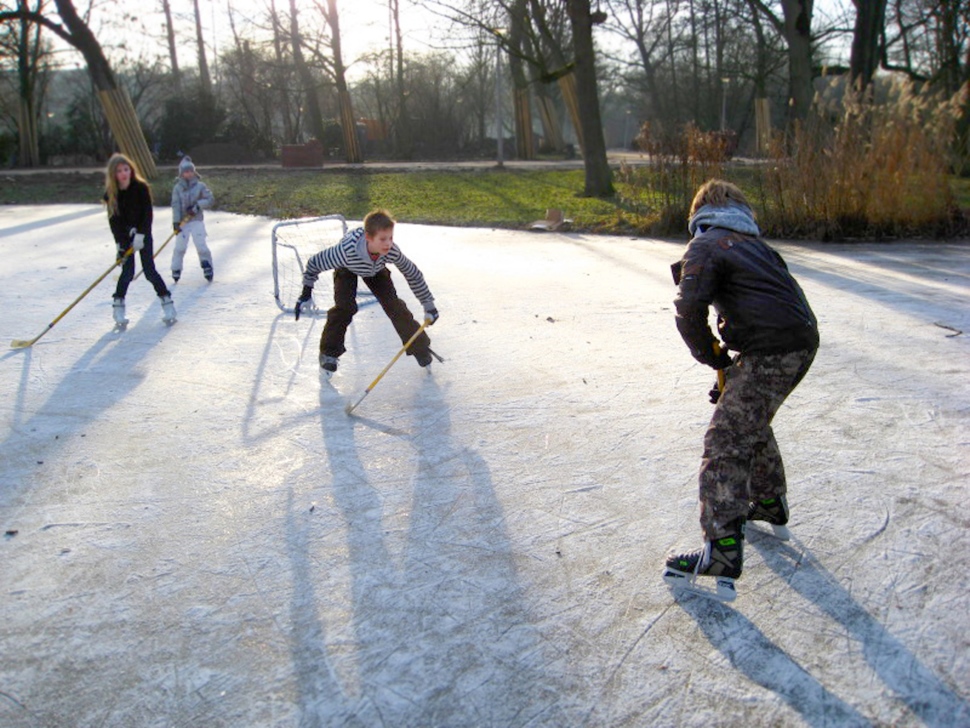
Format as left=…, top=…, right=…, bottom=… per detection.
left=689, top=179, right=752, bottom=218
left=364, top=209, right=395, bottom=236
left=103, top=153, right=151, bottom=216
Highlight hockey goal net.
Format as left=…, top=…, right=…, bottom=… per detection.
left=271, top=214, right=348, bottom=314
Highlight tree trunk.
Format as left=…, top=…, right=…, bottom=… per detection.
left=161, top=0, right=181, bottom=91
left=192, top=0, right=212, bottom=95
left=15, top=4, right=41, bottom=167
left=849, top=0, right=886, bottom=92
left=324, top=0, right=362, bottom=163
left=565, top=0, right=614, bottom=197
left=51, top=0, right=156, bottom=176
left=288, top=0, right=326, bottom=143
left=390, top=0, right=412, bottom=158
left=268, top=0, right=296, bottom=142
left=780, top=0, right=815, bottom=121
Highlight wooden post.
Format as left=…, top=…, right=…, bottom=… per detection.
left=98, top=87, right=158, bottom=179
left=557, top=71, right=584, bottom=152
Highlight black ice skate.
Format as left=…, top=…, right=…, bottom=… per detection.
left=172, top=269, right=181, bottom=283
left=202, top=260, right=213, bottom=282
left=663, top=521, right=744, bottom=603
left=748, top=496, right=791, bottom=541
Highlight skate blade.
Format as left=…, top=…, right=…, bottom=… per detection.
left=663, top=568, right=737, bottom=603
left=163, top=318, right=177, bottom=326
left=749, top=521, right=791, bottom=541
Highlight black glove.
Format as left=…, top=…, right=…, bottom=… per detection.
left=187, top=204, right=199, bottom=215
left=295, top=285, right=313, bottom=321
left=173, top=222, right=182, bottom=233
left=712, top=349, right=733, bottom=370
left=709, top=381, right=722, bottom=405
left=424, top=307, right=439, bottom=325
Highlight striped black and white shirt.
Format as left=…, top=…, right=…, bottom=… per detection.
left=303, top=227, right=434, bottom=307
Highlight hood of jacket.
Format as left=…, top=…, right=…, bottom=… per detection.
left=688, top=200, right=760, bottom=237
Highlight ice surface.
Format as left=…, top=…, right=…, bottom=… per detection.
left=1, top=205, right=968, bottom=726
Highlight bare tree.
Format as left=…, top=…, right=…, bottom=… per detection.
left=566, top=0, right=613, bottom=195
left=0, top=0, right=157, bottom=175
left=748, top=0, right=816, bottom=122
left=0, top=0, right=50, bottom=166
left=191, top=0, right=212, bottom=95
left=160, top=0, right=180, bottom=91
left=318, top=0, right=362, bottom=162
left=288, top=0, right=326, bottom=142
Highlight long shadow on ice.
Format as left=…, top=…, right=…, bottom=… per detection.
left=394, top=375, right=571, bottom=725
left=676, top=595, right=870, bottom=727
left=0, top=321, right=171, bottom=506
left=284, top=374, right=568, bottom=726
left=751, top=537, right=969, bottom=727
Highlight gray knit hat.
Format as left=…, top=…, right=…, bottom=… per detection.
left=178, top=156, right=196, bottom=175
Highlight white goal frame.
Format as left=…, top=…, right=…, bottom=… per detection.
left=271, top=214, right=348, bottom=314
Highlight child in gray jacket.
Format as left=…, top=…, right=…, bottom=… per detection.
left=171, top=156, right=215, bottom=282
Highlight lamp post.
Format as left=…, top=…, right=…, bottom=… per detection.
left=720, top=77, right=730, bottom=131
left=494, top=30, right=505, bottom=167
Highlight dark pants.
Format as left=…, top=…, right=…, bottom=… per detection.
left=113, top=240, right=170, bottom=299
left=698, top=348, right=816, bottom=540
left=321, top=268, right=430, bottom=359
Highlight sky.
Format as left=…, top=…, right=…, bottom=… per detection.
left=44, top=0, right=853, bottom=80
left=0, top=203, right=967, bottom=725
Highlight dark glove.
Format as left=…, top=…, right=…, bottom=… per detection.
left=295, top=285, right=313, bottom=321
left=173, top=222, right=182, bottom=233
left=424, top=306, right=439, bottom=325
left=709, top=381, right=722, bottom=405
left=712, top=348, right=733, bottom=370
left=187, top=204, right=199, bottom=215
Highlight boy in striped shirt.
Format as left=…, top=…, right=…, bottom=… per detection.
left=296, top=209, right=439, bottom=373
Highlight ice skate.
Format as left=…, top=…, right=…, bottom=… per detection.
left=415, top=349, right=433, bottom=369
left=748, top=496, right=791, bottom=541
left=202, top=260, right=213, bottom=282
left=172, top=269, right=181, bottom=283
left=320, top=353, right=338, bottom=377
left=112, top=297, right=128, bottom=328
left=160, top=294, right=177, bottom=324
left=663, top=521, right=744, bottom=603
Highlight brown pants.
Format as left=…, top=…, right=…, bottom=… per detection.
left=321, top=267, right=430, bottom=359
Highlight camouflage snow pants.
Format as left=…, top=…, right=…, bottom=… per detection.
left=698, top=348, right=816, bottom=540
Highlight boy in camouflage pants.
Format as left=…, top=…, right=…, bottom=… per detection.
left=663, top=179, right=819, bottom=601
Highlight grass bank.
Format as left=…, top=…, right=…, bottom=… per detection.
left=1, top=167, right=643, bottom=236
left=4, top=163, right=968, bottom=239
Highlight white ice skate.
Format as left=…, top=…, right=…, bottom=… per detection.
left=112, top=297, right=128, bottom=328
left=160, top=295, right=177, bottom=324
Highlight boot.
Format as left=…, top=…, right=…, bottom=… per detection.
left=112, top=297, right=128, bottom=326
left=320, top=353, right=338, bottom=375
left=748, top=496, right=791, bottom=540
left=663, top=518, right=745, bottom=602
left=160, top=294, right=177, bottom=324
left=201, top=260, right=213, bottom=282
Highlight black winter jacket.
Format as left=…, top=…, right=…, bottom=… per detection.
left=672, top=227, right=818, bottom=366
left=106, top=179, right=153, bottom=248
